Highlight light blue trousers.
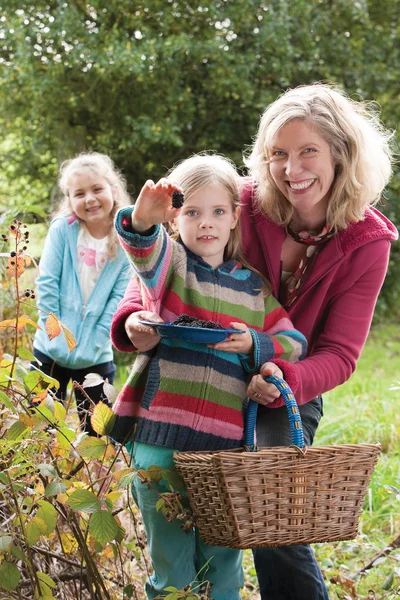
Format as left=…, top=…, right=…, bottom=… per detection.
left=131, top=442, right=243, bottom=600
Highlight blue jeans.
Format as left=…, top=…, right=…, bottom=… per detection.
left=131, top=442, right=244, bottom=600
left=253, top=397, right=330, bottom=600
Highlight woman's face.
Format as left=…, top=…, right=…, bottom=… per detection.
left=268, top=120, right=336, bottom=228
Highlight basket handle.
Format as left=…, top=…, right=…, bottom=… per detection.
left=244, top=375, right=305, bottom=451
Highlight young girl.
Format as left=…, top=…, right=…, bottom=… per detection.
left=111, top=154, right=308, bottom=600
left=33, top=152, right=131, bottom=435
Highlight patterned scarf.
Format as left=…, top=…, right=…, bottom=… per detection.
left=280, top=222, right=335, bottom=310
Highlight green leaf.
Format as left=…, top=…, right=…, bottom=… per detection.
left=26, top=517, right=47, bottom=545
left=38, top=463, right=58, bottom=478
left=23, top=369, right=59, bottom=393
left=17, top=347, right=36, bottom=361
left=0, top=535, right=12, bottom=551
left=66, top=489, right=100, bottom=513
left=56, top=427, right=76, bottom=449
left=162, top=469, right=185, bottom=489
left=381, top=572, right=394, bottom=590
left=45, top=481, right=67, bottom=497
left=7, top=421, right=29, bottom=440
left=77, top=436, right=107, bottom=459
left=37, top=571, right=56, bottom=589
left=11, top=546, right=25, bottom=562
left=88, top=510, right=119, bottom=545
left=123, top=583, right=134, bottom=598
left=90, top=401, right=116, bottom=436
left=0, top=561, right=21, bottom=591
left=36, top=501, right=57, bottom=534
left=148, top=465, right=163, bottom=483
left=0, top=390, right=16, bottom=412
left=116, top=470, right=137, bottom=489
left=155, top=498, right=165, bottom=512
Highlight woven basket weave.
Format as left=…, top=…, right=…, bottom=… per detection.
left=173, top=375, right=380, bottom=549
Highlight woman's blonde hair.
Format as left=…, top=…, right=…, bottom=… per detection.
left=244, top=83, right=394, bottom=230
left=167, top=152, right=271, bottom=292
left=54, top=152, right=131, bottom=257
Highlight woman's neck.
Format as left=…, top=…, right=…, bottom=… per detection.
left=291, top=210, right=327, bottom=233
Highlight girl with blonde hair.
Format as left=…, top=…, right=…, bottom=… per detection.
left=111, top=152, right=307, bottom=599
left=33, top=152, right=131, bottom=435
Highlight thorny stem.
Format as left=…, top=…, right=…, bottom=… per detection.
left=8, top=231, right=21, bottom=391
left=6, top=471, right=42, bottom=595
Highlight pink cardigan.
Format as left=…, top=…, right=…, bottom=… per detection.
left=111, top=181, right=398, bottom=407
left=240, top=182, right=398, bottom=406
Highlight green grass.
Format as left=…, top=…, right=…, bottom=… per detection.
left=312, top=325, right=400, bottom=599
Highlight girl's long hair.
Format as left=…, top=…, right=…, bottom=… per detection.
left=55, top=152, right=131, bottom=257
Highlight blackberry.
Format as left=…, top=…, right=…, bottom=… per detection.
left=172, top=314, right=225, bottom=330
left=171, top=191, right=184, bottom=209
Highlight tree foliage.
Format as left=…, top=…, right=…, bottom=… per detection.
left=0, top=0, right=399, bottom=313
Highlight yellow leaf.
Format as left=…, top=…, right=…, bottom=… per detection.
left=16, top=315, right=40, bottom=332
left=46, top=313, right=61, bottom=340
left=0, top=318, right=17, bottom=329
left=60, top=532, right=78, bottom=554
left=0, top=315, right=39, bottom=332
left=90, top=402, right=116, bottom=436
left=60, top=323, right=76, bottom=353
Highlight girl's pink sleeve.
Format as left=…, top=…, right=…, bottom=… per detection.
left=110, top=276, right=145, bottom=352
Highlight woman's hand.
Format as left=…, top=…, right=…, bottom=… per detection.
left=125, top=311, right=162, bottom=352
left=132, top=178, right=183, bottom=232
left=247, top=362, right=284, bottom=405
left=208, top=322, right=254, bottom=354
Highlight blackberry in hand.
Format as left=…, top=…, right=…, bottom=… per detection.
left=171, top=191, right=184, bottom=209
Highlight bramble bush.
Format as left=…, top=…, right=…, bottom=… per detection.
left=0, top=219, right=215, bottom=600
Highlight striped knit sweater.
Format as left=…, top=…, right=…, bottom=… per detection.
left=111, top=206, right=307, bottom=451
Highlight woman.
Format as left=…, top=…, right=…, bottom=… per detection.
left=111, top=83, right=398, bottom=599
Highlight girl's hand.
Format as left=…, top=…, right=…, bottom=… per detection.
left=132, top=178, right=183, bottom=232
left=208, top=323, right=254, bottom=354
left=125, top=311, right=162, bottom=352
left=247, top=362, right=283, bottom=405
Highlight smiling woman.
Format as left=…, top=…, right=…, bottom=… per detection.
left=240, top=82, right=398, bottom=600
left=268, top=120, right=336, bottom=231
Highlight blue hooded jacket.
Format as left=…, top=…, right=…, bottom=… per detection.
left=33, top=216, right=132, bottom=369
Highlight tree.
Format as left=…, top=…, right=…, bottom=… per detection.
left=0, top=0, right=399, bottom=313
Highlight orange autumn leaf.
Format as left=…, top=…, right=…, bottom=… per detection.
left=0, top=315, right=39, bottom=332
left=7, top=255, right=25, bottom=277
left=46, top=313, right=62, bottom=340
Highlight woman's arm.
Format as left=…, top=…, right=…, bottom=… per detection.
left=250, top=241, right=392, bottom=406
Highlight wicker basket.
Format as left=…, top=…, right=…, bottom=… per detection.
left=173, top=375, right=380, bottom=549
